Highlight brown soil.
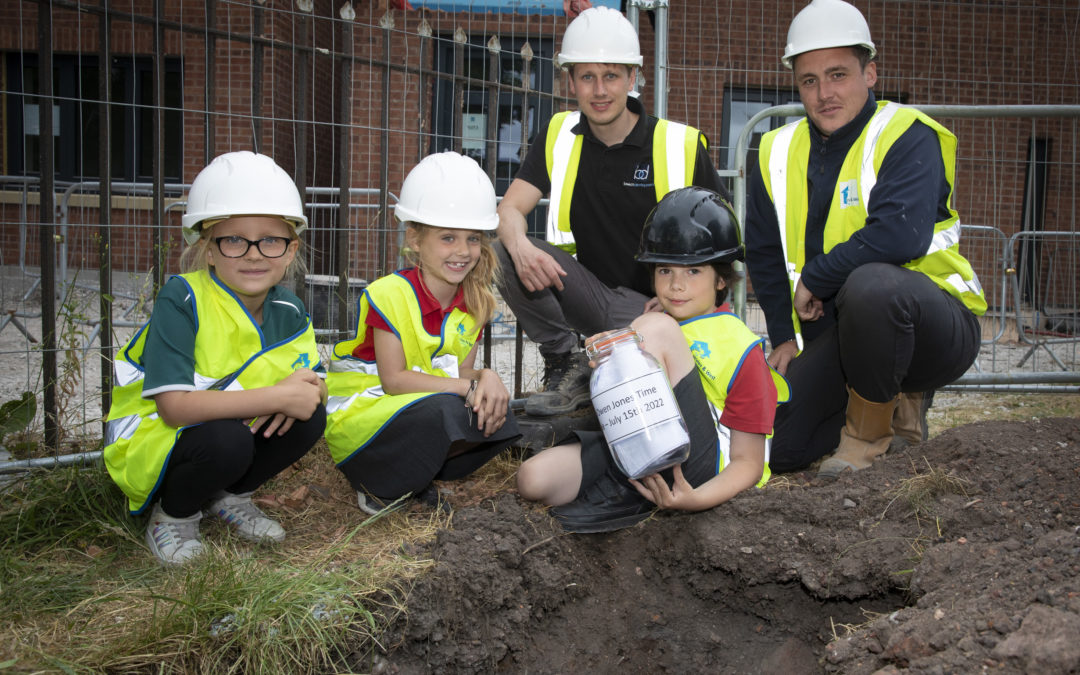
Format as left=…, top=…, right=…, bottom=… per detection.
left=362, top=417, right=1080, bottom=674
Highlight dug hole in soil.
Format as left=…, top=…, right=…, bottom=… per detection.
left=368, top=418, right=1080, bottom=674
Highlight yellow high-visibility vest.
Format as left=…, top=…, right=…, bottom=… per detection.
left=324, top=272, right=478, bottom=466
left=104, top=272, right=320, bottom=514
left=758, top=101, right=986, bottom=349
left=544, top=111, right=705, bottom=253
left=680, top=311, right=790, bottom=488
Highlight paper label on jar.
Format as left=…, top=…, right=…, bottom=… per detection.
left=591, top=370, right=682, bottom=444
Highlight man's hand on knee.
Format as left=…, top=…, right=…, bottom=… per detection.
left=767, top=340, right=799, bottom=376
left=512, top=238, right=567, bottom=292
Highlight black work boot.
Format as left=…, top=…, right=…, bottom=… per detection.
left=524, top=351, right=592, bottom=416
left=551, top=468, right=655, bottom=533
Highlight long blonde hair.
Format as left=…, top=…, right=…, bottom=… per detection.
left=403, top=222, right=499, bottom=332
left=178, top=218, right=308, bottom=280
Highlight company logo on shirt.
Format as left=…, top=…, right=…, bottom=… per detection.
left=624, top=162, right=653, bottom=188
left=838, top=179, right=860, bottom=209
left=292, top=353, right=312, bottom=369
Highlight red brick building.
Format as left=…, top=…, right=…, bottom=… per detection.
left=2, top=0, right=1078, bottom=311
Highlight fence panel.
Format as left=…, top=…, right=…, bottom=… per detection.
left=1, top=1, right=1079, bottom=469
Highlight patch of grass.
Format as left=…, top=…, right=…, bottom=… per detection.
left=0, top=448, right=449, bottom=673
left=929, top=392, right=1080, bottom=437
left=56, top=544, right=387, bottom=674
left=0, top=463, right=141, bottom=617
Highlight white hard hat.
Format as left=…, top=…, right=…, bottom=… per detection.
left=782, top=0, right=876, bottom=70
left=394, top=152, right=499, bottom=231
left=556, top=6, right=643, bottom=70
left=181, top=151, right=308, bottom=245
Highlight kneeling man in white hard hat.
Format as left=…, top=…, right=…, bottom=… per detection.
left=495, top=6, right=729, bottom=420
left=744, top=0, right=986, bottom=478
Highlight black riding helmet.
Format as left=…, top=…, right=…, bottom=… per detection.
left=636, top=186, right=744, bottom=265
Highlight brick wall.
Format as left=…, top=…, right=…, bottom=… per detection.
left=2, top=0, right=1077, bottom=299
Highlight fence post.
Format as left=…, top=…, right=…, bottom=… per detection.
left=98, top=1, right=114, bottom=432
left=37, top=0, right=59, bottom=452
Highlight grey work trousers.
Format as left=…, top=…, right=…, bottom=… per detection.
left=769, top=263, right=981, bottom=473
left=495, top=237, right=650, bottom=358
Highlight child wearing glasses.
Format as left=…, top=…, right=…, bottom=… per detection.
left=104, top=151, right=326, bottom=565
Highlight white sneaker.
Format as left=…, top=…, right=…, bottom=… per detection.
left=145, top=503, right=204, bottom=566
left=357, top=491, right=390, bottom=516
left=205, top=492, right=286, bottom=543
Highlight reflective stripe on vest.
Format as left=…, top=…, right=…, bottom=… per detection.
left=544, top=113, right=702, bottom=252
left=325, top=273, right=478, bottom=465
left=766, top=122, right=805, bottom=351
left=103, top=271, right=320, bottom=514
left=760, top=101, right=987, bottom=347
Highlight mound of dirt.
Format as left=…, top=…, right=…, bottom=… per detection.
left=367, top=418, right=1080, bottom=674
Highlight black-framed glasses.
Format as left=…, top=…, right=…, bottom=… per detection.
left=213, top=236, right=293, bottom=259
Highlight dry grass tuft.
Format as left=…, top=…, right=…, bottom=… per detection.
left=761, top=473, right=810, bottom=492
left=882, top=457, right=972, bottom=519
left=829, top=608, right=889, bottom=640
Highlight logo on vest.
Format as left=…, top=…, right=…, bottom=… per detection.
left=624, top=162, right=653, bottom=188
left=689, top=340, right=717, bottom=380
left=839, top=179, right=860, bottom=209
left=690, top=340, right=711, bottom=359
left=455, top=321, right=475, bottom=349
left=292, top=353, right=311, bottom=369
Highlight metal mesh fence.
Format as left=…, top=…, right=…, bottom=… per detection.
left=1, top=0, right=1078, bottom=457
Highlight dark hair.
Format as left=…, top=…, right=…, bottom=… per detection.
left=853, top=45, right=875, bottom=70
left=647, top=261, right=743, bottom=307
left=792, top=45, right=875, bottom=71
left=712, top=262, right=741, bottom=305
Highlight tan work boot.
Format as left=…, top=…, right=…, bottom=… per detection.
left=889, top=391, right=932, bottom=451
left=818, top=388, right=899, bottom=479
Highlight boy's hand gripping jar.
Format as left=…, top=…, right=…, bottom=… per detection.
left=585, top=327, right=690, bottom=480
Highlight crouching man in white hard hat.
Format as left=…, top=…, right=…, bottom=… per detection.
left=495, top=6, right=729, bottom=418
left=744, top=0, right=986, bottom=478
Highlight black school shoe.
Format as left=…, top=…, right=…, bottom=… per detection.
left=551, top=469, right=656, bottom=533
left=413, top=483, right=452, bottom=514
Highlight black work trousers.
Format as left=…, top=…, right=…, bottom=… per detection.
left=154, top=405, right=326, bottom=517
left=769, top=263, right=980, bottom=472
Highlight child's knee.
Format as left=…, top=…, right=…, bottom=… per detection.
left=632, top=311, right=680, bottom=342
left=516, top=457, right=547, bottom=501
